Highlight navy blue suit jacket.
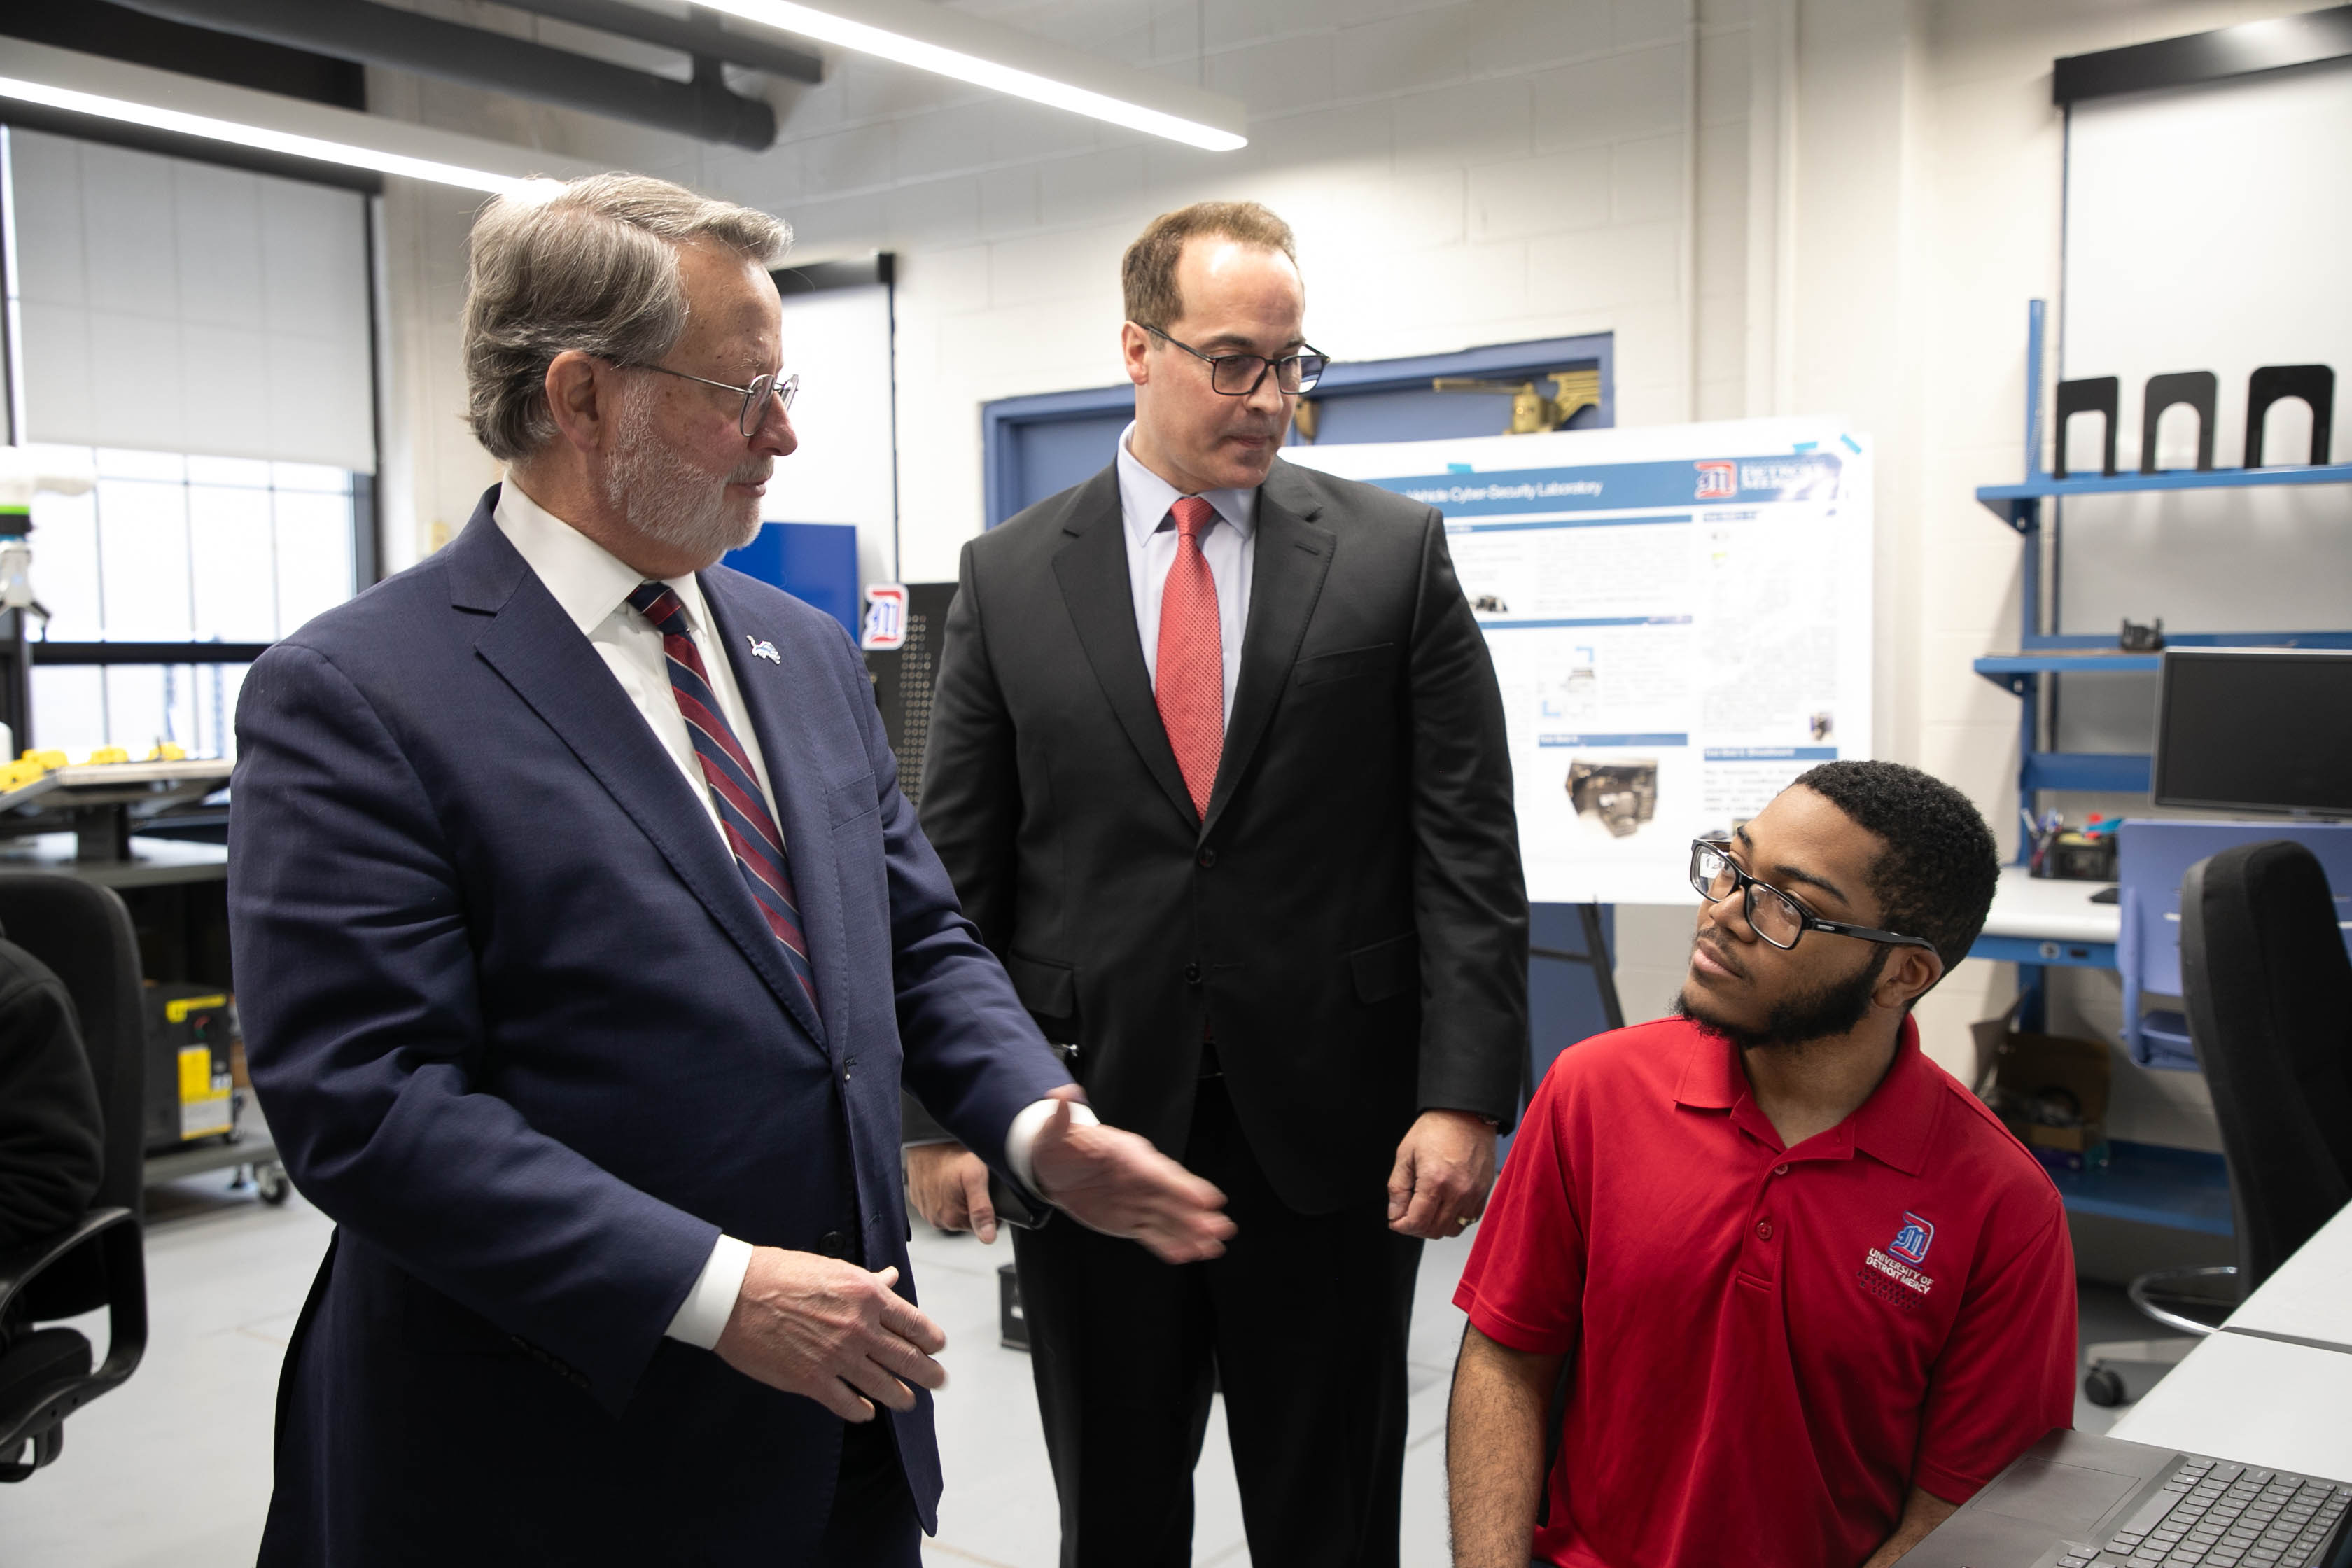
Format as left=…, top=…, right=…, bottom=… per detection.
left=228, top=485, right=1069, bottom=1564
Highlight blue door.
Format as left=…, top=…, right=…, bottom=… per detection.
left=1004, top=406, right=1133, bottom=517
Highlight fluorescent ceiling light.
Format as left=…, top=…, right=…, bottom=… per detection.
left=0, top=75, right=519, bottom=191
left=694, top=0, right=1249, bottom=152
left=0, top=39, right=594, bottom=193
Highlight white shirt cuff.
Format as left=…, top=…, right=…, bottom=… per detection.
left=1004, top=1096, right=1100, bottom=1194
left=665, top=1233, right=754, bottom=1350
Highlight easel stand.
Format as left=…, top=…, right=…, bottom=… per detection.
left=1530, top=901, right=1625, bottom=1032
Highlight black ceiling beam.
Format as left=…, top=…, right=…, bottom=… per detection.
left=2054, top=5, right=2352, bottom=104
left=773, top=254, right=895, bottom=295
left=0, top=0, right=365, bottom=108
left=496, top=0, right=822, bottom=86
left=109, top=0, right=778, bottom=148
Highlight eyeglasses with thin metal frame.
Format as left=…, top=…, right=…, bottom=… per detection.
left=1688, top=839, right=1936, bottom=954
left=1140, top=324, right=1330, bottom=396
left=632, top=363, right=799, bottom=437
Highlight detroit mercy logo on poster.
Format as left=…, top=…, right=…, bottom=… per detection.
left=861, top=583, right=908, bottom=650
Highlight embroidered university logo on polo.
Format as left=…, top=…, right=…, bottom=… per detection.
left=1862, top=1210, right=1938, bottom=1305
left=628, top=582, right=821, bottom=1030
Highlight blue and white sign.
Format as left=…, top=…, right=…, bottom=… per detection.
left=860, top=582, right=908, bottom=651
left=1285, top=419, right=1873, bottom=904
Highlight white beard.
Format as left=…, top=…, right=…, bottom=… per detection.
left=601, top=382, right=766, bottom=567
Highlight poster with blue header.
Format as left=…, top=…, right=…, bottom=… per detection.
left=1284, top=419, right=1872, bottom=905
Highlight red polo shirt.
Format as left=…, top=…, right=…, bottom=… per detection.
left=1455, top=1015, right=2076, bottom=1568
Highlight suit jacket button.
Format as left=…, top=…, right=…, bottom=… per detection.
left=1196, top=848, right=1216, bottom=868
left=1184, top=962, right=1203, bottom=986
left=818, top=1230, right=850, bottom=1257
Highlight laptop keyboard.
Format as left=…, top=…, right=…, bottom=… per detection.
left=2057, top=1457, right=2352, bottom=1568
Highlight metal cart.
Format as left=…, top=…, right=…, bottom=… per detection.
left=144, top=1092, right=290, bottom=1205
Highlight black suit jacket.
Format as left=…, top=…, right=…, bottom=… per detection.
left=912, top=458, right=1527, bottom=1215
left=0, top=937, right=103, bottom=1253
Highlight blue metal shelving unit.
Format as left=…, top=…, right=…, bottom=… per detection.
left=1972, top=300, right=2352, bottom=830
left=1962, top=302, right=2352, bottom=1240
left=2043, top=1142, right=2234, bottom=1236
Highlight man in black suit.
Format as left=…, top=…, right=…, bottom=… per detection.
left=904, top=202, right=1528, bottom=1567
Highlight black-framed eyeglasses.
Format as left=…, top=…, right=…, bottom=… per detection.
left=1688, top=839, right=1935, bottom=955
left=1140, top=324, right=1329, bottom=396
left=634, top=363, right=799, bottom=437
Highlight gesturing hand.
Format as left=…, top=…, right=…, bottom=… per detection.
left=1030, top=1099, right=1236, bottom=1265
left=713, top=1247, right=948, bottom=1422
left=1387, top=1108, right=1498, bottom=1239
left=906, top=1142, right=1000, bottom=1242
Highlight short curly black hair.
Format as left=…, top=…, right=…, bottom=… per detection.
left=1790, top=760, right=1999, bottom=981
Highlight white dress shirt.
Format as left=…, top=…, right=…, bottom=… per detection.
left=491, top=480, right=1081, bottom=1352
left=493, top=482, right=783, bottom=844
left=1114, top=424, right=1257, bottom=722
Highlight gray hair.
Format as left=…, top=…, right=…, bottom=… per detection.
left=462, top=173, right=792, bottom=462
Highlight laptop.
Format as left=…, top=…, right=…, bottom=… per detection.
left=1903, top=1430, right=2352, bottom=1568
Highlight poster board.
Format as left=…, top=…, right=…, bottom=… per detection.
left=1284, top=419, right=1872, bottom=904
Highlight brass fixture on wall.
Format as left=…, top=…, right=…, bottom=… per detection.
left=1431, top=367, right=1601, bottom=434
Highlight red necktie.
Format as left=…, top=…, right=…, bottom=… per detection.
left=628, top=582, right=821, bottom=1028
left=1155, top=496, right=1224, bottom=820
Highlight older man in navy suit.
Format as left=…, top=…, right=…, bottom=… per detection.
left=227, top=174, right=1229, bottom=1567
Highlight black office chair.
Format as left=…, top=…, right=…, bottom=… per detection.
left=2083, top=841, right=2352, bottom=1405
left=2183, top=841, right=2352, bottom=1276
left=0, top=874, right=150, bottom=1480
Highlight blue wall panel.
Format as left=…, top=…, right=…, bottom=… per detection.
left=722, top=522, right=861, bottom=640
left=1529, top=902, right=1622, bottom=1093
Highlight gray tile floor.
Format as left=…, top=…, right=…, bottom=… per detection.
left=3, top=1176, right=2138, bottom=1567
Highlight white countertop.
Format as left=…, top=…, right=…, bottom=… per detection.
left=1978, top=864, right=2122, bottom=944
left=2222, top=1199, right=2352, bottom=1353
left=2108, top=1331, right=2352, bottom=1481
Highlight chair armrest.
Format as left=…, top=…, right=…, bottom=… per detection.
left=0, top=1211, right=147, bottom=1464
left=0, top=1208, right=136, bottom=1314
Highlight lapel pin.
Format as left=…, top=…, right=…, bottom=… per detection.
left=747, top=635, right=781, bottom=664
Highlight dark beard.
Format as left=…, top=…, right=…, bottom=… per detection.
left=1674, top=943, right=1892, bottom=1055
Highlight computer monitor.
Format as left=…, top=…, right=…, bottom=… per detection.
left=2152, top=649, right=2352, bottom=817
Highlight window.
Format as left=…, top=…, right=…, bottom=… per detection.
left=0, top=122, right=377, bottom=759
left=28, top=447, right=356, bottom=757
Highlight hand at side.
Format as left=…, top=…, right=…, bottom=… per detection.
left=713, top=1247, right=948, bottom=1422
left=1388, top=1108, right=1499, bottom=1238
left=906, top=1142, right=1000, bottom=1242
left=1030, top=1098, right=1235, bottom=1264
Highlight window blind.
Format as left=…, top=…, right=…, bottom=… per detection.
left=9, top=127, right=376, bottom=473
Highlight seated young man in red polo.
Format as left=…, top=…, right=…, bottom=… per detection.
left=1448, top=760, right=2076, bottom=1568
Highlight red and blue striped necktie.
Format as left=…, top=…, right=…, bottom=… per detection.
left=627, top=582, right=820, bottom=1024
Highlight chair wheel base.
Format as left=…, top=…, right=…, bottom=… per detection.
left=2084, top=1366, right=2128, bottom=1407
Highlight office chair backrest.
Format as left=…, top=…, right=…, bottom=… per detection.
left=2180, top=841, right=2352, bottom=1290
left=0, top=874, right=146, bottom=1313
